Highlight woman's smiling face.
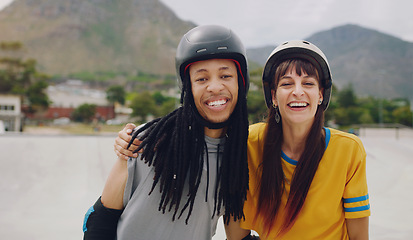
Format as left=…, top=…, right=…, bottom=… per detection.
left=272, top=65, right=323, bottom=127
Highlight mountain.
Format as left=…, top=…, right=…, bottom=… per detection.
left=307, top=24, right=413, bottom=99
left=1, top=1, right=412, bottom=99
left=0, top=0, right=195, bottom=75
left=246, top=46, right=276, bottom=66
left=247, top=24, right=413, bottom=100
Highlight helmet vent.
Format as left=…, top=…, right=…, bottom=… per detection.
left=217, top=46, right=228, bottom=50
left=196, top=48, right=207, bottom=53
left=302, top=41, right=310, bottom=45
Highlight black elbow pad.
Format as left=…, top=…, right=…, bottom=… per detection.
left=83, top=197, right=123, bottom=240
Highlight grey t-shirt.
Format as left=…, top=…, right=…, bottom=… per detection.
left=116, top=135, right=225, bottom=240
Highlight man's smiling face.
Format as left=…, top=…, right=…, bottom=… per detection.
left=189, top=58, right=239, bottom=124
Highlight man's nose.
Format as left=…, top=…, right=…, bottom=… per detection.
left=207, top=78, right=224, bottom=92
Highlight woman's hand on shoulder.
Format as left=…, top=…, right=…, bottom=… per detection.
left=114, top=123, right=141, bottom=160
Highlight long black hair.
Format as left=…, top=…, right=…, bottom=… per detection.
left=256, top=59, right=326, bottom=236
left=129, top=69, right=249, bottom=224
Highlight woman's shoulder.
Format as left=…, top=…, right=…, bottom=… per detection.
left=248, top=122, right=267, bottom=141
left=327, top=127, right=364, bottom=148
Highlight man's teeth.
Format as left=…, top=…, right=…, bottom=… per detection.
left=289, top=102, right=307, bottom=107
left=208, top=99, right=227, bottom=106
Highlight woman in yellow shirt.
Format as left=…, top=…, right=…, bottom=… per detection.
left=227, top=40, right=370, bottom=239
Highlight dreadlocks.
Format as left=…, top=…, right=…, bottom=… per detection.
left=128, top=72, right=249, bottom=224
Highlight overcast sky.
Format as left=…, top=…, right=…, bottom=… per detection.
left=1, top=0, right=412, bottom=48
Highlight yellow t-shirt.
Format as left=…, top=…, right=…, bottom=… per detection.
left=240, top=123, right=370, bottom=239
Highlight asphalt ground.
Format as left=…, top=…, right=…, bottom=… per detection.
left=0, top=128, right=412, bottom=239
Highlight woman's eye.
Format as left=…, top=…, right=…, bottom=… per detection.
left=222, top=75, right=232, bottom=79
left=304, top=81, right=317, bottom=86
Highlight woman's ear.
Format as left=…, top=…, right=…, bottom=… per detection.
left=271, top=89, right=278, bottom=107
left=318, top=89, right=323, bottom=105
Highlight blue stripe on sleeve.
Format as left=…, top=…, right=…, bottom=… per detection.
left=344, top=204, right=370, bottom=212
left=83, top=206, right=95, bottom=232
left=343, top=194, right=369, bottom=203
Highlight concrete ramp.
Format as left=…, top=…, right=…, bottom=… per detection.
left=0, top=131, right=412, bottom=239
left=0, top=134, right=115, bottom=240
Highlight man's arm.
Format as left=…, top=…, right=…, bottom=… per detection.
left=101, top=158, right=128, bottom=209
left=83, top=122, right=139, bottom=240
left=224, top=219, right=257, bottom=240
left=83, top=158, right=128, bottom=239
left=346, top=217, right=369, bottom=240
left=83, top=197, right=123, bottom=240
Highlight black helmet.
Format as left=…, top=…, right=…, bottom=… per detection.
left=262, top=40, right=333, bottom=110
left=175, top=25, right=249, bottom=93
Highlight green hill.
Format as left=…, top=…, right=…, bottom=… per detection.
left=0, top=0, right=195, bottom=75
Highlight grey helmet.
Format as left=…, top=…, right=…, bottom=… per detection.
left=262, top=40, right=333, bottom=110
left=175, top=25, right=249, bottom=93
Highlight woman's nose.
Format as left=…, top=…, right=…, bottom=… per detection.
left=293, top=85, right=304, bottom=96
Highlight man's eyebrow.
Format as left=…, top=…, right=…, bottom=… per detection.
left=219, top=66, right=230, bottom=71
left=193, top=66, right=231, bottom=73
left=194, top=68, right=207, bottom=73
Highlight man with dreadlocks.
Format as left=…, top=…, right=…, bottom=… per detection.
left=83, top=25, right=255, bottom=240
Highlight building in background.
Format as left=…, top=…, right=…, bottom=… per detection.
left=25, top=80, right=115, bottom=123
left=0, top=94, right=23, bottom=131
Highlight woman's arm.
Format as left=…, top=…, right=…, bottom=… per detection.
left=114, top=123, right=140, bottom=160
left=346, top=217, right=369, bottom=240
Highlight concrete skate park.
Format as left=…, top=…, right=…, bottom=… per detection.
left=0, top=127, right=412, bottom=239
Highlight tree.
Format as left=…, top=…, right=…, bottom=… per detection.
left=0, top=41, right=50, bottom=112
left=151, top=91, right=177, bottom=117
left=158, top=98, right=177, bottom=117
left=337, top=84, right=357, bottom=108
left=246, top=68, right=268, bottom=123
left=106, top=85, right=126, bottom=105
left=247, top=90, right=267, bottom=123
left=26, top=78, right=50, bottom=112
left=152, top=91, right=167, bottom=105
left=72, top=103, right=97, bottom=123
left=130, top=91, right=156, bottom=122
left=392, top=106, right=412, bottom=126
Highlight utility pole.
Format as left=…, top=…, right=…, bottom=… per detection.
left=378, top=70, right=384, bottom=127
